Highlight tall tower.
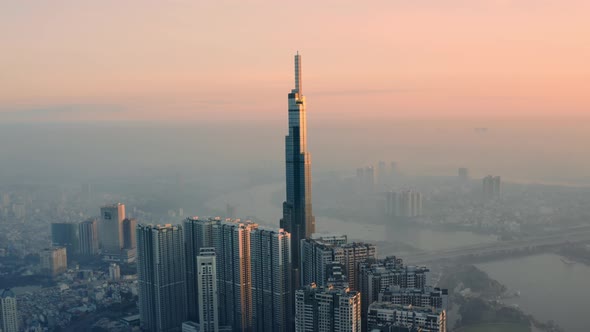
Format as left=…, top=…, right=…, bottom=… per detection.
left=251, top=227, right=292, bottom=332
left=78, top=219, right=99, bottom=256
left=137, top=224, right=187, bottom=331
left=281, top=52, right=315, bottom=291
left=197, top=248, right=219, bottom=332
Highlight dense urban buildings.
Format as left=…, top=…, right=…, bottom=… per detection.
left=137, top=224, right=187, bottom=332
left=39, top=247, right=67, bottom=277
left=295, top=284, right=361, bottom=332
left=482, top=175, right=501, bottom=200
left=100, top=203, right=125, bottom=259
left=0, top=289, right=18, bottom=332
left=250, top=227, right=292, bottom=332
left=78, top=218, right=99, bottom=256
left=197, top=248, right=219, bottom=332
left=281, top=53, right=316, bottom=291
left=301, top=234, right=376, bottom=290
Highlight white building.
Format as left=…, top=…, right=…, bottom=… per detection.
left=197, top=248, right=218, bottom=332
left=0, top=289, right=18, bottom=332
left=109, top=263, right=121, bottom=281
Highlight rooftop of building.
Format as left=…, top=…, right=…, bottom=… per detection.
left=1, top=288, right=15, bottom=298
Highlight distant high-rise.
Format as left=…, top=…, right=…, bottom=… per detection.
left=137, top=224, right=187, bottom=332
left=39, top=247, right=67, bottom=277
left=100, top=203, right=125, bottom=256
left=109, top=263, right=121, bottom=281
left=0, top=289, right=18, bottom=332
left=385, top=190, right=423, bottom=219
left=78, top=219, right=99, bottom=256
left=295, top=284, right=361, bottom=332
left=250, top=227, right=292, bottom=332
left=197, top=248, right=219, bottom=332
left=122, top=218, right=137, bottom=249
left=458, top=168, right=469, bottom=181
left=281, top=52, right=315, bottom=291
left=482, top=175, right=501, bottom=200
left=51, top=222, right=80, bottom=257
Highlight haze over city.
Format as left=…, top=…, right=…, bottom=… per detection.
left=0, top=1, right=589, bottom=332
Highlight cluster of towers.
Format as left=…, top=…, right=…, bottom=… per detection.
left=133, top=54, right=446, bottom=332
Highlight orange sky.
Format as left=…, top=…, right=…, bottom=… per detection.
left=1, top=0, right=588, bottom=123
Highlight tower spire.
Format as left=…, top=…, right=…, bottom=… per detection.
left=294, top=53, right=302, bottom=94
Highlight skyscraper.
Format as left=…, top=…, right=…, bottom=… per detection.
left=100, top=203, right=125, bottom=258
left=250, top=227, right=292, bottom=332
left=137, top=224, right=187, bottom=332
left=51, top=222, right=80, bottom=257
left=184, top=216, right=218, bottom=322
left=78, top=219, right=99, bottom=256
left=0, top=289, right=18, bottom=332
left=281, top=52, right=316, bottom=291
left=123, top=218, right=137, bottom=249
left=295, top=284, right=361, bottom=332
left=213, top=219, right=257, bottom=331
left=197, top=248, right=219, bottom=332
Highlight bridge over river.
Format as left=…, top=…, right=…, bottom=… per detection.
left=400, top=227, right=590, bottom=265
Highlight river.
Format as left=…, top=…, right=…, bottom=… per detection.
left=477, top=254, right=590, bottom=332
left=207, top=182, right=587, bottom=331
left=204, top=181, right=497, bottom=253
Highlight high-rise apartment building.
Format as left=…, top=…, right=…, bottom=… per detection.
left=184, top=217, right=260, bottom=331
left=0, top=289, right=18, bottom=332
left=51, top=222, right=80, bottom=257
left=39, top=247, right=67, bottom=277
left=213, top=219, right=257, bottom=331
left=197, top=248, right=219, bottom=332
left=79, top=219, right=99, bottom=256
left=295, top=284, right=361, bottom=332
left=250, top=227, right=292, bottom=332
left=137, top=224, right=187, bottom=332
left=482, top=175, right=501, bottom=200
left=281, top=53, right=316, bottom=291
left=301, top=236, right=376, bottom=291
left=100, top=203, right=125, bottom=257
left=358, top=258, right=430, bottom=331
left=367, top=302, right=446, bottom=332
left=184, top=216, right=218, bottom=322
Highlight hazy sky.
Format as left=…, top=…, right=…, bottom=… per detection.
left=1, top=0, right=589, bottom=123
